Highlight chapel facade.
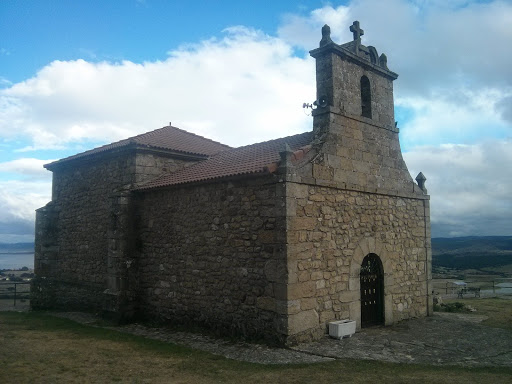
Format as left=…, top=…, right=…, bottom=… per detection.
left=33, top=22, right=433, bottom=345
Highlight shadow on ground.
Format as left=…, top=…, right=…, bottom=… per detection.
left=46, top=311, right=512, bottom=367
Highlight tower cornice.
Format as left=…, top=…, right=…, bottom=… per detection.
left=310, top=42, right=398, bottom=81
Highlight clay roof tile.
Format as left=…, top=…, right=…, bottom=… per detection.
left=45, top=126, right=231, bottom=169
left=138, top=131, right=313, bottom=190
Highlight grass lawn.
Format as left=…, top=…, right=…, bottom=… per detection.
left=1, top=311, right=511, bottom=384
left=441, top=297, right=512, bottom=330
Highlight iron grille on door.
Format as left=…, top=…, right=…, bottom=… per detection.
left=360, top=253, right=384, bottom=327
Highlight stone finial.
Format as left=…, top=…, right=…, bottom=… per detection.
left=350, top=21, right=364, bottom=41
left=379, top=53, right=388, bottom=69
left=416, top=172, right=427, bottom=193
left=279, top=143, right=294, bottom=169
left=320, top=24, right=333, bottom=47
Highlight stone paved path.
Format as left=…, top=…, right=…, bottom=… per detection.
left=52, top=312, right=331, bottom=365
left=114, top=323, right=332, bottom=365
left=52, top=312, right=512, bottom=367
left=294, top=313, right=512, bottom=367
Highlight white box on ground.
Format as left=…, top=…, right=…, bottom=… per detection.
left=329, top=320, right=356, bottom=339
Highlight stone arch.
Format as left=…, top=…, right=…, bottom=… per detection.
left=348, top=237, right=394, bottom=329
left=360, top=253, right=384, bottom=327
left=368, top=46, right=379, bottom=65
left=360, top=75, right=372, bottom=119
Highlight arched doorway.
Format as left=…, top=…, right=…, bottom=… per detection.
left=360, top=253, right=384, bottom=327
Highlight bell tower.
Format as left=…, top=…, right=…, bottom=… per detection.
left=310, top=22, right=397, bottom=128
left=281, top=22, right=432, bottom=344
left=308, top=21, right=424, bottom=196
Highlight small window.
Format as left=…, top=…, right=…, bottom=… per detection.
left=360, top=75, right=372, bottom=118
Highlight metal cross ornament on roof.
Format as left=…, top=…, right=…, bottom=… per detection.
left=350, top=21, right=364, bottom=41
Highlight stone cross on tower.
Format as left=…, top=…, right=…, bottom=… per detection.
left=350, top=21, right=364, bottom=41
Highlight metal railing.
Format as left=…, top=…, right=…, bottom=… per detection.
left=0, top=281, right=31, bottom=307
left=432, top=278, right=512, bottom=297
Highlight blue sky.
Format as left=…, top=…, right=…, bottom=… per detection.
left=1, top=0, right=303, bottom=83
left=1, top=0, right=511, bottom=242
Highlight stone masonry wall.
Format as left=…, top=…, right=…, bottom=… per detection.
left=310, top=112, right=420, bottom=197
left=285, top=182, right=430, bottom=344
left=314, top=50, right=395, bottom=128
left=134, top=151, right=196, bottom=184
left=136, top=177, right=288, bottom=343
left=281, top=55, right=431, bottom=343
left=33, top=152, right=135, bottom=310
left=333, top=56, right=395, bottom=127
left=33, top=149, right=198, bottom=311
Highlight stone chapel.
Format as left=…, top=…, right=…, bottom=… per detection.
left=33, top=22, right=433, bottom=345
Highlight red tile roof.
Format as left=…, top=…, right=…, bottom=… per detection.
left=138, top=131, right=313, bottom=190
left=45, top=126, right=231, bottom=169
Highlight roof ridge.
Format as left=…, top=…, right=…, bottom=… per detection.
left=228, top=131, right=311, bottom=151
left=167, top=126, right=232, bottom=149
left=130, top=126, right=171, bottom=143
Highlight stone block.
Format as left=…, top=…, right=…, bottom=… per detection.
left=289, top=217, right=318, bottom=231
left=348, top=277, right=359, bottom=291
left=264, top=260, right=287, bottom=282
left=258, top=230, right=276, bottom=243
left=276, top=299, right=301, bottom=315
left=287, top=183, right=309, bottom=199
left=325, top=154, right=342, bottom=169
left=303, top=203, right=320, bottom=216
left=288, top=281, right=316, bottom=300
left=300, top=297, right=318, bottom=310
left=313, top=164, right=332, bottom=181
left=349, top=301, right=361, bottom=329
left=273, top=283, right=287, bottom=300
left=286, top=198, right=297, bottom=217
left=308, top=194, right=325, bottom=202
left=339, top=290, right=358, bottom=303
left=297, top=271, right=310, bottom=282
left=287, top=309, right=319, bottom=335
left=319, top=310, right=335, bottom=323
left=311, top=271, right=324, bottom=280
left=257, top=296, right=276, bottom=312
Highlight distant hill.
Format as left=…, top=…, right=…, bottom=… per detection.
left=0, top=242, right=35, bottom=254
left=432, top=236, right=512, bottom=270
left=1, top=238, right=511, bottom=270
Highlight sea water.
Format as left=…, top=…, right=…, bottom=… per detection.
left=0, top=253, right=34, bottom=270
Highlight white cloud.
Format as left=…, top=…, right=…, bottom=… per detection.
left=0, top=180, right=50, bottom=222
left=2, top=1, right=511, bottom=151
left=0, top=26, right=317, bottom=243
left=0, top=77, right=12, bottom=88
left=397, top=88, right=511, bottom=149
left=404, top=140, right=512, bottom=237
left=0, top=158, right=54, bottom=179
left=278, top=5, right=352, bottom=50
left=278, top=0, right=512, bottom=123
left=347, top=0, right=512, bottom=94
left=0, top=179, right=51, bottom=242
left=0, top=159, right=54, bottom=242
left=0, top=0, right=511, bottom=241
left=0, top=27, right=315, bottom=150
left=496, top=95, right=512, bottom=124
